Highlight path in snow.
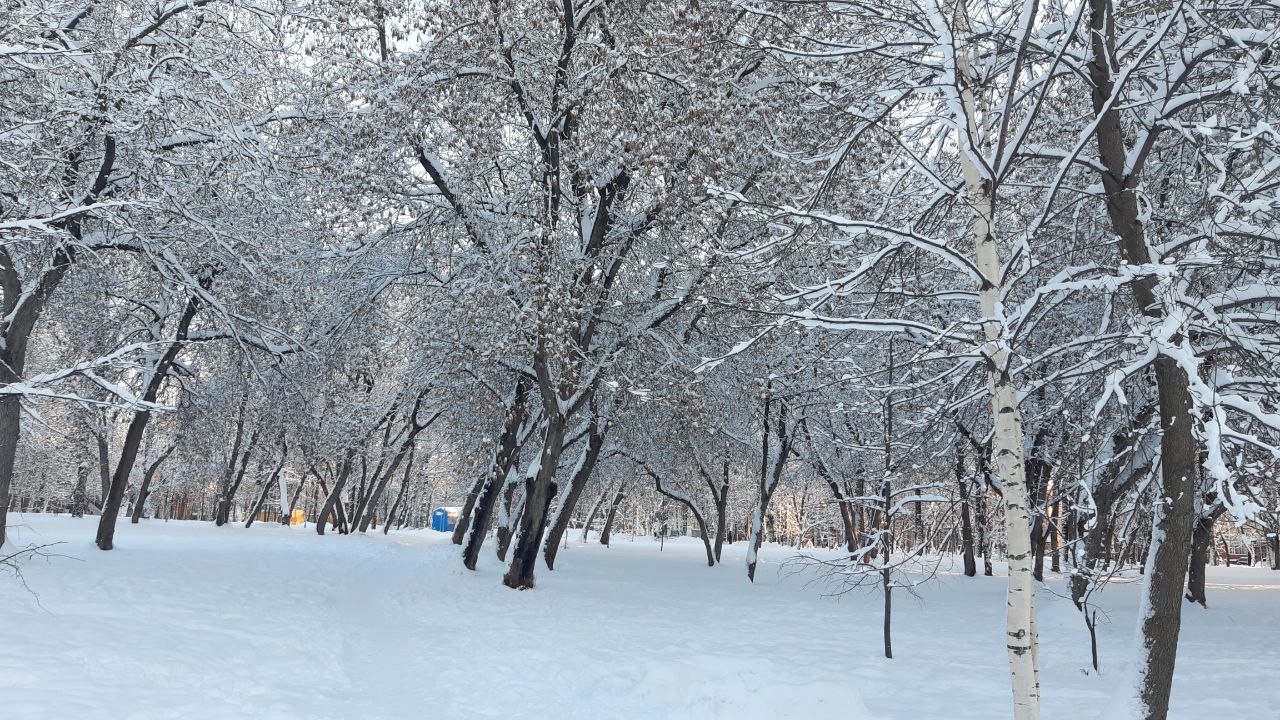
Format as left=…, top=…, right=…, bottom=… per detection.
left=1, top=515, right=1277, bottom=719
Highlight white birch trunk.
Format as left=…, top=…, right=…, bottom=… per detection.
left=952, top=5, right=1041, bottom=717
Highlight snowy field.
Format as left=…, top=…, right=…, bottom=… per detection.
left=2, top=515, right=1277, bottom=720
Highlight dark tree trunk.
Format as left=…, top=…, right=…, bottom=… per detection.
left=599, top=490, right=624, bottom=547
left=71, top=460, right=89, bottom=518
left=95, top=417, right=149, bottom=549
left=581, top=489, right=608, bottom=543
left=1186, top=505, right=1224, bottom=607
left=713, top=455, right=730, bottom=562
left=975, top=476, right=993, bottom=577
left=1133, top=357, right=1198, bottom=716
left=131, top=444, right=177, bottom=524
left=382, top=451, right=415, bottom=535
left=1072, top=486, right=1115, bottom=608
left=633, top=454, right=715, bottom=567
left=216, top=433, right=258, bottom=527
left=957, top=421, right=994, bottom=576
left=495, top=480, right=522, bottom=561
left=956, top=442, right=977, bottom=577
left=215, top=396, right=251, bottom=526
left=1050, top=499, right=1061, bottom=573
left=316, top=451, right=355, bottom=536
left=451, top=473, right=487, bottom=545
left=748, top=394, right=791, bottom=582
left=544, top=417, right=607, bottom=570
left=0, top=380, right=19, bottom=546
left=357, top=403, right=436, bottom=534
left=882, top=564, right=893, bottom=659
left=463, top=472, right=507, bottom=570
left=1025, top=428, right=1051, bottom=582
left=246, top=446, right=288, bottom=529
left=96, top=288, right=204, bottom=551
left=463, top=380, right=528, bottom=569
left=502, top=409, right=566, bottom=589
left=95, top=430, right=112, bottom=510
left=1088, top=1, right=1203, bottom=711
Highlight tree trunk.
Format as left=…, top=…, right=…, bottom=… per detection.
left=1088, top=1, right=1201, bottom=711
left=383, top=451, right=415, bottom=535
left=714, top=455, right=730, bottom=562
left=636, top=456, right=715, bottom=567
left=581, top=489, right=608, bottom=543
left=882, top=564, right=892, bottom=659
left=952, top=14, right=1039, bottom=712
left=215, top=396, right=250, bottom=526
left=463, top=470, right=507, bottom=569
left=95, top=412, right=150, bottom=551
left=600, top=490, right=624, bottom=547
left=957, top=442, right=977, bottom=577
left=1185, top=508, right=1219, bottom=607
left=495, top=480, right=522, bottom=561
left=1071, top=486, right=1114, bottom=608
left=1050, top=499, right=1061, bottom=574
left=1129, top=357, right=1198, bottom=716
left=246, top=448, right=287, bottom=529
left=316, top=451, right=355, bottom=536
left=748, top=392, right=790, bottom=582
left=95, top=430, right=112, bottom=511
left=462, top=378, right=529, bottom=568
left=357, top=421, right=429, bottom=534
left=451, top=473, right=487, bottom=545
left=131, top=444, right=177, bottom=524
left=354, top=399, right=441, bottom=535
left=71, top=460, right=89, bottom=519
left=544, top=417, right=607, bottom=570
left=502, top=410, right=566, bottom=589
left=96, top=290, right=204, bottom=551
left=0, top=371, right=21, bottom=546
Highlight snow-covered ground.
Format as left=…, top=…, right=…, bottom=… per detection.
left=1, top=515, right=1276, bottom=720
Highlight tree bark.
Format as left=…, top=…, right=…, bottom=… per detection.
left=502, top=408, right=566, bottom=589
left=599, top=490, right=624, bottom=547
left=95, top=430, right=112, bottom=510
left=1087, top=2, right=1202, bottom=712
left=316, top=450, right=355, bottom=536
left=130, top=443, right=177, bottom=524
left=357, top=401, right=437, bottom=533
left=462, top=378, right=528, bottom=569
left=581, top=489, right=608, bottom=543
left=451, top=473, right=487, bottom=545
left=215, top=396, right=251, bottom=526
left=0, top=380, right=21, bottom=546
left=714, top=454, right=730, bottom=561
left=957, top=442, right=978, bottom=577
left=1185, top=507, right=1219, bottom=607
left=952, top=11, right=1039, bottom=712
left=71, top=460, right=89, bottom=518
left=382, top=451, right=415, bottom=535
left=96, top=287, right=205, bottom=551
left=633, top=454, right=715, bottom=567
left=495, top=480, right=522, bottom=561
left=246, top=446, right=288, bottom=529
left=544, top=416, right=607, bottom=570
left=748, top=391, right=791, bottom=582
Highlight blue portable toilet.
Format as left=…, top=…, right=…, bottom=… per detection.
left=431, top=507, right=461, bottom=532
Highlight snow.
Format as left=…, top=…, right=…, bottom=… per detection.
left=3, top=515, right=1279, bottom=719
